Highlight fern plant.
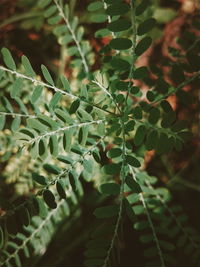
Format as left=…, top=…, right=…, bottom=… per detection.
left=0, top=0, right=200, bottom=266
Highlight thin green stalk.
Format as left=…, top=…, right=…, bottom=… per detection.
left=125, top=0, right=137, bottom=106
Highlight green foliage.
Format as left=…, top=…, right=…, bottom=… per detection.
left=0, top=0, right=200, bottom=266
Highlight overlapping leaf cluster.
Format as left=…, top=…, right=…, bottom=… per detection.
left=0, top=0, right=200, bottom=267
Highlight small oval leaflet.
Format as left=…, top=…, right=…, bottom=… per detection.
left=99, top=183, right=120, bottom=195
left=69, top=99, right=80, bottom=114
left=135, top=0, right=149, bottom=16
left=137, top=18, right=156, bottom=36
left=110, top=57, right=130, bottom=71
left=31, top=85, right=43, bottom=104
left=33, top=197, right=48, bottom=218
left=0, top=114, right=6, bottom=131
left=21, top=55, right=36, bottom=77
left=93, top=205, right=119, bottom=218
left=1, top=47, right=16, bottom=70
left=135, top=37, right=152, bottom=56
left=106, top=3, right=130, bottom=16
left=134, top=125, right=147, bottom=146
left=107, top=19, right=131, bottom=32
left=56, top=180, right=66, bottom=199
left=110, top=38, right=132, bottom=51
left=41, top=64, right=55, bottom=86
left=32, top=172, right=47, bottom=185
left=43, top=189, right=57, bottom=209
left=11, top=116, right=21, bottom=132
left=43, top=163, right=61, bottom=175
left=145, top=130, right=158, bottom=150
left=125, top=155, right=141, bottom=168
left=125, top=175, right=142, bottom=193
left=107, top=147, right=122, bottom=158
left=87, top=1, right=103, bottom=11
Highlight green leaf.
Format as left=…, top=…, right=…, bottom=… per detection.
left=171, top=63, right=185, bottom=84
left=30, top=141, right=39, bottom=159
left=33, top=197, right=48, bottom=218
left=78, top=125, right=89, bottom=146
left=69, top=170, right=78, bottom=191
left=107, top=147, right=122, bottom=158
left=146, top=91, right=155, bottom=102
left=63, top=128, right=75, bottom=152
left=21, top=55, right=36, bottom=77
left=57, top=155, right=73, bottom=164
left=1, top=96, right=13, bottom=112
left=133, top=66, right=148, bottom=79
left=135, top=37, right=152, bottom=56
left=110, top=57, right=130, bottom=71
left=102, top=163, right=121, bottom=175
left=48, top=15, right=62, bottom=25
left=10, top=78, right=22, bottom=99
left=15, top=97, right=28, bottom=114
left=69, top=99, right=80, bottom=114
left=106, top=3, right=130, bottom=16
left=27, top=118, right=48, bottom=133
left=43, top=163, right=61, bottom=174
left=124, top=198, right=136, bottom=222
left=55, top=108, right=74, bottom=124
left=134, top=125, right=147, bottom=146
left=145, top=130, right=158, bottom=150
left=11, top=116, right=21, bottom=132
left=125, top=155, right=141, bottom=167
left=125, top=175, right=142, bottom=193
left=31, top=85, right=43, bottom=104
left=56, top=180, right=66, bottom=199
left=148, top=107, right=160, bottom=124
left=125, top=120, right=135, bottom=132
left=38, top=0, right=51, bottom=8
left=135, top=0, right=149, bottom=16
left=43, top=189, right=57, bottom=209
left=133, top=106, right=143, bottom=119
left=160, top=100, right=173, bottom=113
left=38, top=114, right=59, bottom=129
left=108, top=19, right=131, bottom=32
left=110, top=38, right=132, bottom=50
left=1, top=47, right=16, bottom=70
left=83, top=159, right=93, bottom=173
left=49, top=135, right=59, bottom=157
left=95, top=28, right=110, bottom=38
left=41, top=64, right=55, bottom=86
left=44, top=5, right=57, bottom=18
left=60, top=75, right=71, bottom=92
left=94, top=205, right=119, bottom=218
left=161, top=111, right=176, bottom=128
left=90, top=14, right=107, bottom=23
left=77, top=108, right=93, bottom=121
left=49, top=92, right=62, bottom=110
left=0, top=114, right=6, bottom=130
left=32, top=172, right=47, bottom=185
left=99, top=183, right=120, bottom=195
left=137, top=18, right=156, bottom=36
left=87, top=1, right=103, bottom=11
left=15, top=253, right=21, bottom=267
